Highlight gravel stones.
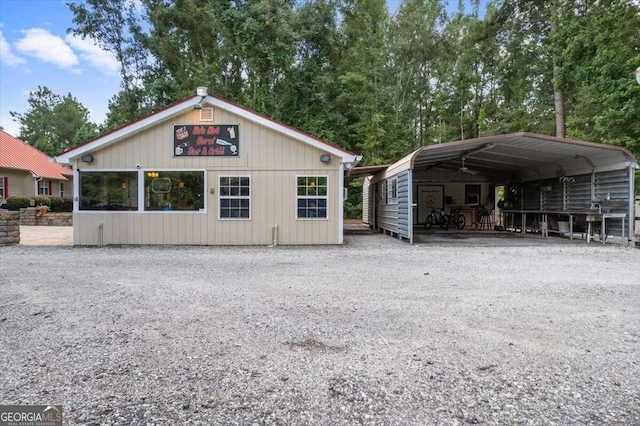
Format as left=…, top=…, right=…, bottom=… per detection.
left=1, top=235, right=639, bottom=424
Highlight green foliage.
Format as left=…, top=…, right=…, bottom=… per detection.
left=6, top=196, right=32, bottom=211
left=344, top=177, right=364, bottom=219
left=59, top=0, right=640, bottom=216
left=33, top=196, right=51, bottom=207
left=9, top=87, right=98, bottom=155
left=49, top=197, right=73, bottom=212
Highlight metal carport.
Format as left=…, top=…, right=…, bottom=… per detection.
left=356, top=133, right=638, bottom=245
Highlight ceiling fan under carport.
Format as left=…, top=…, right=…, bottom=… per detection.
left=458, top=157, right=479, bottom=175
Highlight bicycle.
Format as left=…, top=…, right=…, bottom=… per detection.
left=446, top=207, right=466, bottom=230
left=424, top=208, right=450, bottom=230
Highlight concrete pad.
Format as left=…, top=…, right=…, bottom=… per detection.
left=19, top=226, right=72, bottom=245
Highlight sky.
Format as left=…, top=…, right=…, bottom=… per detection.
left=0, top=0, right=122, bottom=137
left=0, top=0, right=486, bottom=139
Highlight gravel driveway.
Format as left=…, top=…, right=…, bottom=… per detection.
left=1, top=235, right=639, bottom=425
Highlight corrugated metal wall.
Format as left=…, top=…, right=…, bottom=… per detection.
left=376, top=190, right=399, bottom=234
left=521, top=169, right=632, bottom=238
left=595, top=170, right=630, bottom=237
left=566, top=174, right=592, bottom=210
left=397, top=170, right=411, bottom=241
left=541, top=180, right=563, bottom=210
left=362, top=177, right=370, bottom=225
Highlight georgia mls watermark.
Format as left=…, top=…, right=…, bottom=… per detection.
left=0, top=405, right=62, bottom=426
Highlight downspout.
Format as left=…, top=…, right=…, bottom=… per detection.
left=34, top=177, right=42, bottom=195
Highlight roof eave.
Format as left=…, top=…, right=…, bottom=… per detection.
left=54, top=93, right=358, bottom=164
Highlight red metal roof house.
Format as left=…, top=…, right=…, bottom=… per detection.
left=0, top=129, right=73, bottom=202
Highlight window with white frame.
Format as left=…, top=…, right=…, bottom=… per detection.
left=387, top=178, right=398, bottom=204
left=60, top=182, right=65, bottom=197
left=219, top=176, right=250, bottom=219
left=38, top=179, right=49, bottom=195
left=144, top=171, right=204, bottom=211
left=0, top=176, right=5, bottom=200
left=80, top=171, right=139, bottom=211
left=296, top=176, right=328, bottom=219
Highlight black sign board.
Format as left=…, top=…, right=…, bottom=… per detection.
left=173, top=124, right=239, bottom=157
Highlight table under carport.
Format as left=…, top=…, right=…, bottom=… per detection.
left=355, top=132, right=638, bottom=245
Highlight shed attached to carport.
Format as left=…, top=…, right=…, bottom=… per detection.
left=358, top=133, right=638, bottom=245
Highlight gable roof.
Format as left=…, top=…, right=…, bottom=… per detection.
left=54, top=93, right=360, bottom=165
left=0, top=130, right=72, bottom=180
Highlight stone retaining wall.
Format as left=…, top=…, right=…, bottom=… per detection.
left=0, top=211, right=20, bottom=245
left=19, top=208, right=73, bottom=226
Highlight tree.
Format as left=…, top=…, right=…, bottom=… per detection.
left=10, top=86, right=97, bottom=155
left=68, top=0, right=151, bottom=128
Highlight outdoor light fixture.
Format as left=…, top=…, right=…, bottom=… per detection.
left=81, top=154, right=94, bottom=163
left=320, top=154, right=331, bottom=163
left=194, top=86, right=208, bottom=109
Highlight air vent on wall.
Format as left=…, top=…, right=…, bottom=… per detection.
left=200, top=108, right=214, bottom=121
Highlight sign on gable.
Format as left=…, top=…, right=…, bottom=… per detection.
left=173, top=124, right=239, bottom=157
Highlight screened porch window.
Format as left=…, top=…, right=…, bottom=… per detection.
left=79, top=171, right=138, bottom=211
left=144, top=171, right=204, bottom=211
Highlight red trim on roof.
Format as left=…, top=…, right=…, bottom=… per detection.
left=57, top=93, right=356, bottom=157
left=56, top=95, right=201, bottom=156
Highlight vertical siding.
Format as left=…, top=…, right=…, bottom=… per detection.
left=397, top=171, right=410, bottom=240
left=362, top=177, right=370, bottom=225
left=73, top=108, right=341, bottom=245
left=523, top=170, right=631, bottom=238
left=595, top=169, right=631, bottom=237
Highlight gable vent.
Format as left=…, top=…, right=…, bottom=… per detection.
left=200, top=108, right=214, bottom=121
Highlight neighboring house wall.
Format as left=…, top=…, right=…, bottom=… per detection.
left=0, top=168, right=35, bottom=198
left=0, top=169, right=71, bottom=200
left=73, top=108, right=341, bottom=245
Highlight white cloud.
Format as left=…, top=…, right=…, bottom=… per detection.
left=15, top=28, right=78, bottom=68
left=0, top=30, right=26, bottom=66
left=65, top=34, right=119, bottom=75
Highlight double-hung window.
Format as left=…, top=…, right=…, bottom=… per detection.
left=219, top=176, right=250, bottom=219
left=38, top=179, right=50, bottom=195
left=296, top=176, right=328, bottom=219
left=465, top=184, right=481, bottom=205
left=60, top=182, right=65, bottom=197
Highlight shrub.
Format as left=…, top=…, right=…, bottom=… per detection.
left=33, top=196, right=51, bottom=207
left=6, top=195, right=31, bottom=211
left=49, top=197, right=64, bottom=212
left=61, top=197, right=73, bottom=212
left=49, top=197, right=73, bottom=212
